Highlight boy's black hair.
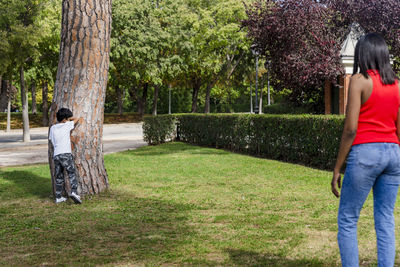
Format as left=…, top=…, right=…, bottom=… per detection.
left=353, top=33, right=397, bottom=85
left=56, top=108, right=73, bottom=122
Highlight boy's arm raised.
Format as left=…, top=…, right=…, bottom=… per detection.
left=68, top=117, right=80, bottom=124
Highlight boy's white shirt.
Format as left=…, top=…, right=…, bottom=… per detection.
left=49, top=121, right=75, bottom=156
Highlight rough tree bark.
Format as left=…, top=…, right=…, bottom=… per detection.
left=31, top=81, right=37, bottom=114
left=42, top=81, right=49, bottom=126
left=49, top=0, right=112, bottom=196
left=20, top=66, right=30, bottom=142
left=152, top=85, right=159, bottom=116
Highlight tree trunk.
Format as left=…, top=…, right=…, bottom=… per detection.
left=204, top=83, right=212, bottom=114
left=6, top=97, right=11, bottom=132
left=42, top=81, right=49, bottom=126
left=168, top=84, right=171, bottom=114
left=20, top=66, right=30, bottom=142
left=191, top=78, right=200, bottom=113
left=49, top=0, right=111, bottom=197
left=138, top=83, right=148, bottom=117
left=259, top=78, right=264, bottom=114
left=5, top=79, right=12, bottom=132
left=116, top=85, right=124, bottom=115
left=31, top=81, right=37, bottom=114
left=152, top=85, right=159, bottom=116
left=0, top=76, right=8, bottom=111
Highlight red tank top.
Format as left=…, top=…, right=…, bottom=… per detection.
left=352, top=70, right=400, bottom=145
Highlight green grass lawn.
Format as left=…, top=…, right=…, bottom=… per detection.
left=0, top=142, right=393, bottom=266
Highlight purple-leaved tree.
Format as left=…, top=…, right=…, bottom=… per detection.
left=243, top=0, right=400, bottom=111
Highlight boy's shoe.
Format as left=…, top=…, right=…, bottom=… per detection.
left=55, top=197, right=67, bottom=204
left=70, top=192, right=82, bottom=204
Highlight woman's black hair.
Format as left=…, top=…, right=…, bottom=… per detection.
left=353, top=33, right=397, bottom=85
left=56, top=108, right=73, bottom=122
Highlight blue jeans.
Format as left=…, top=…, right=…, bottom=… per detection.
left=338, top=143, right=400, bottom=267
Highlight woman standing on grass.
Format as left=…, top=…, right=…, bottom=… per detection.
left=332, top=33, right=400, bottom=267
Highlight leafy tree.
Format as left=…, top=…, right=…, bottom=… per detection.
left=111, top=0, right=190, bottom=116
left=182, top=0, right=251, bottom=113
left=243, top=0, right=400, bottom=111
left=324, top=0, right=400, bottom=71
left=27, top=0, right=61, bottom=125
left=0, top=0, right=49, bottom=140
left=243, top=0, right=344, bottom=110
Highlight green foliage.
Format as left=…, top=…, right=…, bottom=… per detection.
left=262, top=103, right=312, bottom=114
left=143, top=114, right=344, bottom=169
left=142, top=115, right=177, bottom=145
left=110, top=0, right=190, bottom=88
left=26, top=0, right=61, bottom=84
left=0, top=0, right=50, bottom=73
left=108, top=0, right=258, bottom=114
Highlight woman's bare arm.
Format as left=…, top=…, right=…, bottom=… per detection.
left=331, top=74, right=367, bottom=198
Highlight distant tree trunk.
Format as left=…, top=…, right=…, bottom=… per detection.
left=204, top=83, right=212, bottom=114
left=31, top=81, right=37, bottom=114
left=128, top=85, right=137, bottom=111
left=6, top=97, right=11, bottom=132
left=20, top=66, right=30, bottom=142
left=259, top=77, right=264, bottom=114
left=152, top=85, right=159, bottom=116
left=138, top=83, right=148, bottom=116
left=42, top=81, right=49, bottom=126
left=0, top=76, right=8, bottom=111
left=191, top=78, right=200, bottom=113
left=116, top=85, right=124, bottom=115
left=49, top=0, right=111, bottom=197
left=4, top=79, right=12, bottom=132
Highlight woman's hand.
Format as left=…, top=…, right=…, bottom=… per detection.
left=331, top=170, right=341, bottom=198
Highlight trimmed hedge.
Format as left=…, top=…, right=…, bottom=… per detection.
left=142, top=115, right=177, bottom=145
left=142, top=114, right=344, bottom=170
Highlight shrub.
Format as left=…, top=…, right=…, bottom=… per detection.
left=142, top=115, right=177, bottom=145
left=142, top=114, right=344, bottom=169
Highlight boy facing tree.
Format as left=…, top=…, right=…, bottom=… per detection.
left=49, top=108, right=82, bottom=204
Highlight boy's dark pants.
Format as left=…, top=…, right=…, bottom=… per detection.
left=54, top=153, right=78, bottom=198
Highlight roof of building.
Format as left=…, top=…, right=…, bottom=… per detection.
left=340, top=23, right=364, bottom=58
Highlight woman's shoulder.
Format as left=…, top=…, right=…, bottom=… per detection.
left=351, top=73, right=369, bottom=81
left=350, top=73, right=372, bottom=90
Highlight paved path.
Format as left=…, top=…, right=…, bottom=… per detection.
left=0, top=123, right=147, bottom=167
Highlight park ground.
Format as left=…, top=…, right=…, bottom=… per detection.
left=0, top=142, right=396, bottom=266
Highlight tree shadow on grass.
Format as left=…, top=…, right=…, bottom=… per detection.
left=226, top=249, right=337, bottom=267
left=0, top=170, right=52, bottom=199
left=0, top=190, right=197, bottom=266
